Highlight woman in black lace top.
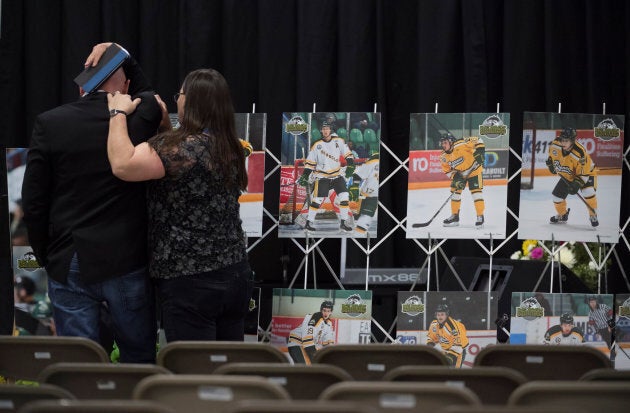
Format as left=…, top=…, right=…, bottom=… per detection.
left=106, top=68, right=253, bottom=342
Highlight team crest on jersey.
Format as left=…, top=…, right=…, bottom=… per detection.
left=341, top=294, right=367, bottom=318
left=619, top=298, right=630, bottom=318
left=285, top=115, right=309, bottom=136
left=515, top=297, right=545, bottom=320
left=479, top=115, right=508, bottom=139
left=401, top=295, right=425, bottom=317
left=17, top=251, right=40, bottom=272
left=594, top=118, right=621, bottom=140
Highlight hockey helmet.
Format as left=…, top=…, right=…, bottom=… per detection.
left=435, top=304, right=450, bottom=315
left=14, top=275, right=36, bottom=296
left=560, top=312, right=574, bottom=325
left=558, top=127, right=577, bottom=142
left=320, top=121, right=333, bottom=130
left=587, top=295, right=598, bottom=303
left=321, top=300, right=334, bottom=311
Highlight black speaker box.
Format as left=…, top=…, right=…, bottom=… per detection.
left=438, top=256, right=591, bottom=342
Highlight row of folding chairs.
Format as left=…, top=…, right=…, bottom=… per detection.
left=5, top=377, right=630, bottom=413
left=0, top=336, right=615, bottom=382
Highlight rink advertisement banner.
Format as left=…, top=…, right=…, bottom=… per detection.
left=278, top=112, right=381, bottom=239
left=510, top=292, right=612, bottom=355
left=396, top=291, right=497, bottom=368
left=271, top=288, right=373, bottom=364
left=406, top=113, right=510, bottom=240
left=235, top=113, right=266, bottom=238
left=518, top=112, right=624, bottom=243
left=614, top=294, right=630, bottom=369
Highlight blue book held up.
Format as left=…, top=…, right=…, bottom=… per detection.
left=73, top=43, right=129, bottom=93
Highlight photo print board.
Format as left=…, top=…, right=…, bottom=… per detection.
left=6, top=148, right=54, bottom=335
left=271, top=288, right=373, bottom=364
left=278, top=112, right=381, bottom=238
left=169, top=113, right=266, bottom=237
left=235, top=113, right=266, bottom=238
left=396, top=291, right=497, bottom=367
left=518, top=112, right=624, bottom=243
left=614, top=294, right=630, bottom=369
left=510, top=292, right=612, bottom=355
left=406, top=113, right=510, bottom=239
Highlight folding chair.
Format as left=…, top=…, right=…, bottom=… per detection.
left=579, top=367, right=630, bottom=381
left=0, top=383, right=74, bottom=413
left=473, top=344, right=611, bottom=380
left=227, top=399, right=377, bottom=413
left=214, top=362, right=353, bottom=399
left=312, top=344, right=448, bottom=380
left=37, top=362, right=170, bottom=399
left=320, top=382, right=481, bottom=413
left=0, top=336, right=109, bottom=381
left=508, top=381, right=630, bottom=413
left=17, top=399, right=175, bottom=413
left=383, top=365, right=527, bottom=405
left=439, top=406, right=580, bottom=413
left=133, top=374, right=290, bottom=413
left=157, top=341, right=288, bottom=374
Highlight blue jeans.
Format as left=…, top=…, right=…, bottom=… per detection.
left=48, top=254, right=157, bottom=363
left=156, top=260, right=253, bottom=342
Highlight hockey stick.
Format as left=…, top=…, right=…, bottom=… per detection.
left=558, top=175, right=597, bottom=215
left=411, top=193, right=451, bottom=228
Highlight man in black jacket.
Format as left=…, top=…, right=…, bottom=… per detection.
left=22, top=43, right=163, bottom=362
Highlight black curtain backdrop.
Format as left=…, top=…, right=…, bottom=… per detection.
left=1, top=0, right=629, bottom=333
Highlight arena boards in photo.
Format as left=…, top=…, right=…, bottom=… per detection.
left=396, top=291, right=497, bottom=367
left=271, top=288, right=373, bottom=364
left=510, top=292, right=612, bottom=357
left=518, top=112, right=624, bottom=243
left=406, top=113, right=510, bottom=239
left=614, top=294, right=630, bottom=369
left=235, top=113, right=266, bottom=238
left=278, top=112, right=381, bottom=239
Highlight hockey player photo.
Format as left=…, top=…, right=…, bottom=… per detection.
left=235, top=113, right=266, bottom=238
left=406, top=113, right=509, bottom=240
left=518, top=112, right=624, bottom=243
left=396, top=291, right=497, bottom=367
left=278, top=112, right=381, bottom=238
left=543, top=312, right=585, bottom=345
left=271, top=288, right=373, bottom=363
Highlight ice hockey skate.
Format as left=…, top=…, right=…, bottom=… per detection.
left=475, top=215, right=484, bottom=228
left=339, top=219, right=354, bottom=233
left=304, top=220, right=317, bottom=233
left=550, top=208, right=570, bottom=224
left=443, top=213, right=459, bottom=227
left=589, top=215, right=599, bottom=227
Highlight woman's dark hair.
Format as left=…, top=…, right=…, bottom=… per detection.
left=162, top=68, right=247, bottom=190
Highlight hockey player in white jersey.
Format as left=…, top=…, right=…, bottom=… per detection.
left=297, top=122, right=355, bottom=233
left=350, top=150, right=379, bottom=234
left=287, top=301, right=335, bottom=364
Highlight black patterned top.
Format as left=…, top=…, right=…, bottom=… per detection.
left=146, top=133, right=246, bottom=279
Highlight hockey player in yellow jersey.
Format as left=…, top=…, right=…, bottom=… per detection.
left=545, top=127, right=599, bottom=227
left=426, top=304, right=469, bottom=367
left=287, top=301, right=335, bottom=364
left=439, top=133, right=486, bottom=228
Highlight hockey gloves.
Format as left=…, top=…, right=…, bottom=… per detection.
left=349, top=182, right=360, bottom=202
left=452, top=172, right=466, bottom=190
left=344, top=158, right=356, bottom=178
left=240, top=139, right=253, bottom=157
left=567, top=178, right=583, bottom=195
left=473, top=148, right=485, bottom=167
left=297, top=169, right=312, bottom=187
left=546, top=157, right=556, bottom=174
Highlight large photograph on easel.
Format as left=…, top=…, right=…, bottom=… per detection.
left=270, top=288, right=372, bottom=364
left=510, top=292, right=612, bottom=356
left=235, top=113, right=266, bottom=238
left=518, top=112, right=624, bottom=243
left=396, top=291, right=497, bottom=367
left=406, top=113, right=510, bottom=239
left=278, top=112, right=381, bottom=238
left=6, top=148, right=54, bottom=336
